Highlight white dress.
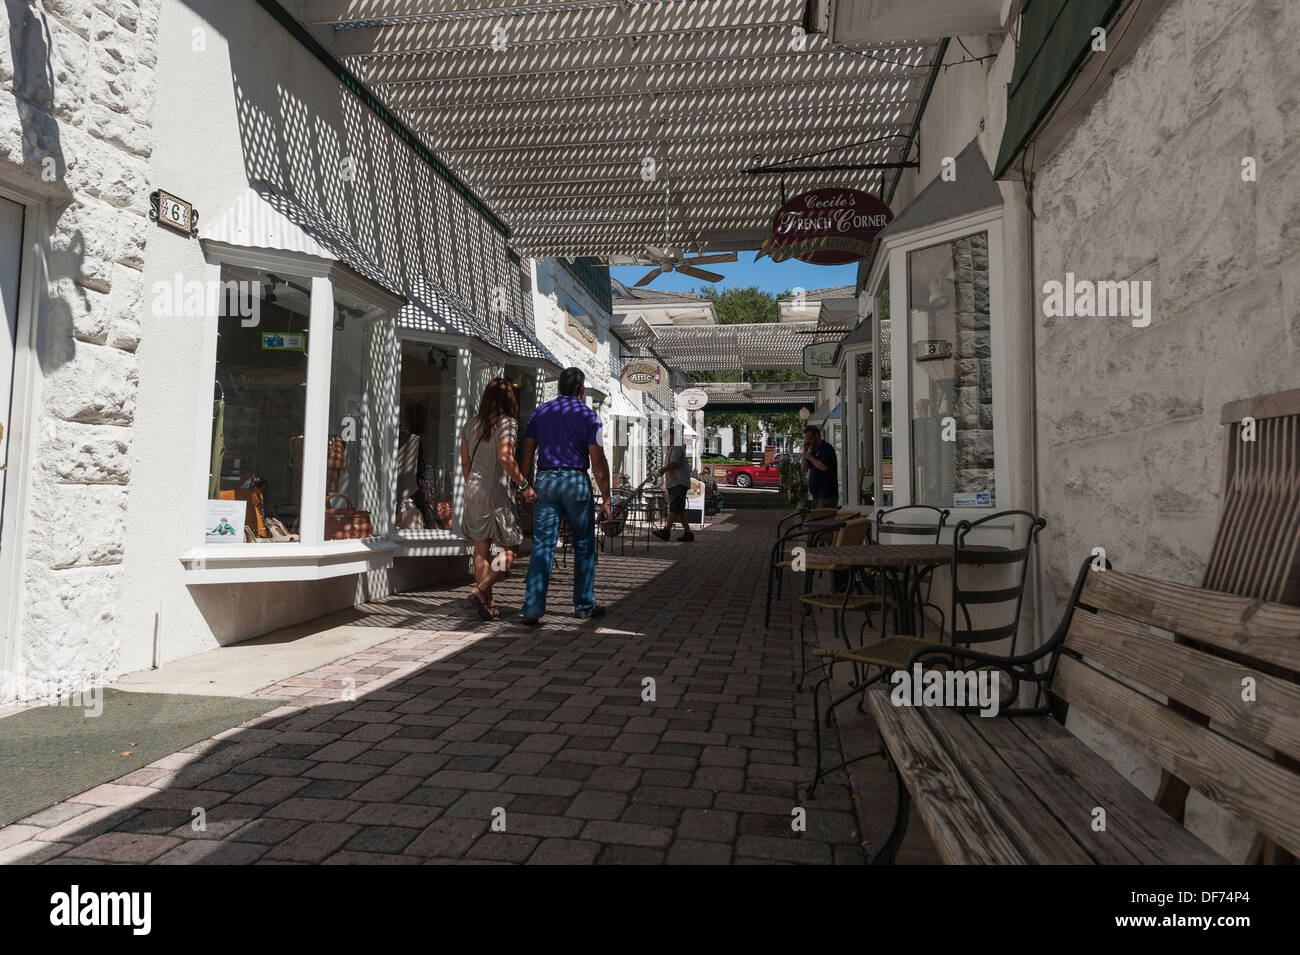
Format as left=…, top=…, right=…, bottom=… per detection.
left=461, top=416, right=522, bottom=546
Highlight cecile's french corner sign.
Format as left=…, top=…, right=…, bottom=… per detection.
left=677, top=387, right=709, bottom=410
left=802, top=341, right=840, bottom=378
left=757, top=187, right=892, bottom=265
left=620, top=359, right=665, bottom=392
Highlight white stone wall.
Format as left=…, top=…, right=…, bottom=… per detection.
left=1033, top=0, right=1300, bottom=613
left=1, top=0, right=163, bottom=697
left=1031, top=0, right=1300, bottom=860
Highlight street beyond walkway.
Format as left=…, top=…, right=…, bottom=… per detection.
left=0, top=511, right=937, bottom=865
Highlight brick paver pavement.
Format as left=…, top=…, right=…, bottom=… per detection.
left=0, top=510, right=931, bottom=864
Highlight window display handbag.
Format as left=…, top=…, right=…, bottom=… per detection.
left=324, top=493, right=374, bottom=540
left=398, top=498, right=425, bottom=530
left=290, top=435, right=348, bottom=471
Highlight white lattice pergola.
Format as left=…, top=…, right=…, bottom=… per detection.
left=616, top=316, right=838, bottom=371
left=305, top=1, right=939, bottom=257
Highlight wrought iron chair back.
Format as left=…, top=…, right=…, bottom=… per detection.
left=948, top=509, right=1047, bottom=656
left=873, top=504, right=950, bottom=545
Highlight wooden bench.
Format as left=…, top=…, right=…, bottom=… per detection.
left=865, top=557, right=1300, bottom=864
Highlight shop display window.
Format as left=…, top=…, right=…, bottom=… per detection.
left=210, top=266, right=310, bottom=542
left=397, top=339, right=459, bottom=532
left=322, top=285, right=386, bottom=540
left=907, top=232, right=994, bottom=509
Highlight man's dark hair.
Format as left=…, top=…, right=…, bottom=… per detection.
left=558, top=367, right=584, bottom=397
left=804, top=424, right=822, bottom=438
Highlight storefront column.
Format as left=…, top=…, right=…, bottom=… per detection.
left=299, top=275, right=336, bottom=545
left=451, top=346, right=471, bottom=540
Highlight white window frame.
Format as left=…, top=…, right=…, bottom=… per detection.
left=0, top=183, right=49, bottom=685
left=866, top=206, right=1008, bottom=518
left=180, top=247, right=403, bottom=583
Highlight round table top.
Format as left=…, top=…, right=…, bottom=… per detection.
left=800, top=543, right=1004, bottom=569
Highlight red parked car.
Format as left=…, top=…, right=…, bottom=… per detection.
left=724, top=461, right=783, bottom=488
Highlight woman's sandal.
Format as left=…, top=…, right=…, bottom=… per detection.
left=468, top=587, right=494, bottom=621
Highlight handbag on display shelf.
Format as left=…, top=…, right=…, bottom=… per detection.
left=398, top=498, right=425, bottom=530
left=435, top=499, right=453, bottom=530
left=324, top=494, right=374, bottom=540
left=290, top=435, right=348, bottom=470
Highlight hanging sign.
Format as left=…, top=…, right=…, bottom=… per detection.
left=802, top=341, right=840, bottom=378
left=620, top=359, right=665, bottom=391
left=149, top=189, right=199, bottom=238
left=678, top=388, right=709, bottom=410
left=262, top=331, right=306, bottom=351
left=757, top=187, right=892, bottom=265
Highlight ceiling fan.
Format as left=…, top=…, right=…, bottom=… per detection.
left=633, top=246, right=738, bottom=287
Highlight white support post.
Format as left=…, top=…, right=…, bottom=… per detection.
left=451, top=347, right=471, bottom=540
left=300, top=275, right=335, bottom=545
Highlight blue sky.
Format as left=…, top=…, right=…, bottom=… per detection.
left=611, top=255, right=859, bottom=297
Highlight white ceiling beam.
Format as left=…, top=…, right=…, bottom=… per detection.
left=438, top=130, right=903, bottom=168
left=406, top=82, right=916, bottom=134
left=305, top=0, right=577, bottom=23
left=460, top=143, right=907, bottom=188
left=358, top=35, right=924, bottom=89
left=422, top=113, right=907, bottom=152
left=328, top=0, right=806, bottom=56
left=380, top=64, right=921, bottom=113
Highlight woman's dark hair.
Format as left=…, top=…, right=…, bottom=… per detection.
left=475, top=378, right=520, bottom=444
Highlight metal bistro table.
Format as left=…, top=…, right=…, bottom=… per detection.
left=801, top=543, right=1006, bottom=641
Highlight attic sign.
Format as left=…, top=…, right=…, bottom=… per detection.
left=149, top=189, right=198, bottom=238
left=757, top=187, right=892, bottom=265
left=620, top=359, right=665, bottom=392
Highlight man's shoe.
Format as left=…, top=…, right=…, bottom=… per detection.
left=651, top=528, right=670, bottom=542
left=677, top=532, right=695, bottom=542
left=520, top=615, right=540, bottom=625
left=576, top=606, right=606, bottom=619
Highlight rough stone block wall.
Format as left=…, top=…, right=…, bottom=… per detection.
left=1033, top=0, right=1300, bottom=616
left=1031, top=0, right=1300, bottom=859
left=1, top=0, right=162, bottom=696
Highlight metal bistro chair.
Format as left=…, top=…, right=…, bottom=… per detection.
left=794, top=516, right=874, bottom=690
left=764, top=508, right=857, bottom=626
left=809, top=509, right=1046, bottom=792
left=870, top=505, right=950, bottom=640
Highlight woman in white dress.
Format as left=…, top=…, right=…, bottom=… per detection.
left=460, top=378, right=537, bottom=619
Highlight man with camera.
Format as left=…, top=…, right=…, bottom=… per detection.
left=800, top=424, right=838, bottom=508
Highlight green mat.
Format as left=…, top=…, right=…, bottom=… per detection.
left=0, top=689, right=280, bottom=827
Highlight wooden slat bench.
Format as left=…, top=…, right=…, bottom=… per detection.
left=865, top=557, right=1300, bottom=864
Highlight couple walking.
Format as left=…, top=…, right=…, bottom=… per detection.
left=459, top=367, right=610, bottom=624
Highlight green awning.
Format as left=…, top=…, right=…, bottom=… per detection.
left=994, top=0, right=1126, bottom=178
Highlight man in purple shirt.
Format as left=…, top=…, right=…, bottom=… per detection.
left=518, top=368, right=612, bottom=623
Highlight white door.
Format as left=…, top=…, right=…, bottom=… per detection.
left=0, top=195, right=24, bottom=551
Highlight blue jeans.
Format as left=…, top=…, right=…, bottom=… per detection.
left=522, top=470, right=597, bottom=617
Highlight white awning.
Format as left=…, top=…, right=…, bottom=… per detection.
left=398, top=280, right=562, bottom=372
left=605, top=386, right=646, bottom=420
left=202, top=180, right=404, bottom=303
